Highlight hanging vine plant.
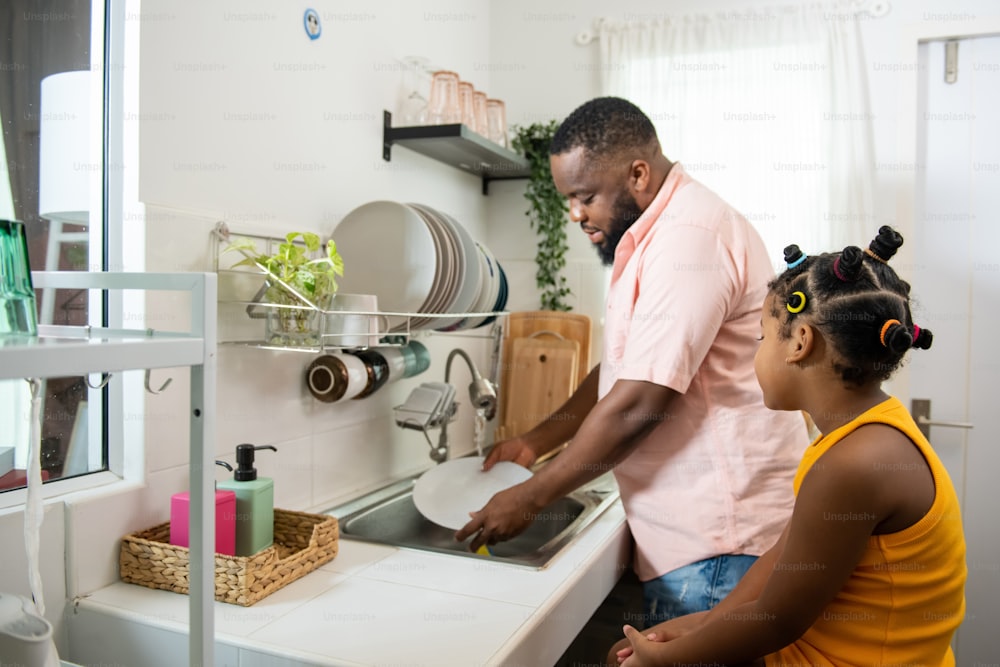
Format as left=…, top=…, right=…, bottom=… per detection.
left=512, top=121, right=572, bottom=312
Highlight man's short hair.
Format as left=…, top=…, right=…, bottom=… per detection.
left=549, top=97, right=658, bottom=159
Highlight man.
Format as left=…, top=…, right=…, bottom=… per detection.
left=456, top=97, right=809, bottom=622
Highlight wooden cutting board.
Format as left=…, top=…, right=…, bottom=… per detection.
left=498, top=335, right=580, bottom=440
left=503, top=311, right=591, bottom=383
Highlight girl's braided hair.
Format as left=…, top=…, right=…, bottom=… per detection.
left=768, top=226, right=933, bottom=387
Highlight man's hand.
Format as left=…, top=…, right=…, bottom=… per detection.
left=454, top=483, right=541, bottom=552
left=482, top=437, right=537, bottom=471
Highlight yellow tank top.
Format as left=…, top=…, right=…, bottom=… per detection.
left=767, top=397, right=966, bottom=667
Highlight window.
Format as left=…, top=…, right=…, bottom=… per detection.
left=599, top=9, right=876, bottom=262
left=619, top=44, right=829, bottom=258
left=1, top=0, right=110, bottom=492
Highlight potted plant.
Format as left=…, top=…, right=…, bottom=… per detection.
left=225, top=231, right=344, bottom=346
left=512, top=121, right=572, bottom=312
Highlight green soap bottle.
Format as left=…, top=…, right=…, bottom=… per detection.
left=217, top=444, right=277, bottom=556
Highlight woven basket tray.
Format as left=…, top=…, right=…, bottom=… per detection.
left=120, top=508, right=339, bottom=607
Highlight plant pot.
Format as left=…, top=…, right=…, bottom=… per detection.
left=263, top=282, right=331, bottom=347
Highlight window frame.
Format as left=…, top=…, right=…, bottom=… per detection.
left=0, top=0, right=137, bottom=508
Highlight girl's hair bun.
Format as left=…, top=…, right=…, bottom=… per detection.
left=883, top=320, right=913, bottom=354
left=869, top=225, right=903, bottom=262
left=912, top=326, right=934, bottom=350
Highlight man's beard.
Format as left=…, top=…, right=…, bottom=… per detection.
left=595, top=190, right=643, bottom=266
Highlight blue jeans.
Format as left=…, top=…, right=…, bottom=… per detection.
left=642, top=554, right=758, bottom=624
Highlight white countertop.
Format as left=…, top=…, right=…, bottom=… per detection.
left=74, top=500, right=630, bottom=667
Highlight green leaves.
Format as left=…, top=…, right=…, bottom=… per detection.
left=512, top=121, right=572, bottom=312
left=224, top=231, right=344, bottom=303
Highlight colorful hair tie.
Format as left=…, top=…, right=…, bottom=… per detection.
left=880, top=319, right=901, bottom=347
left=864, top=247, right=888, bottom=264
left=787, top=253, right=807, bottom=269
left=832, top=257, right=848, bottom=282
left=912, top=324, right=920, bottom=341
left=786, top=291, right=807, bottom=314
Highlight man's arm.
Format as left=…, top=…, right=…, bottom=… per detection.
left=458, top=378, right=677, bottom=550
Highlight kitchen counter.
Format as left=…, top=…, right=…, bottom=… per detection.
left=68, top=500, right=630, bottom=667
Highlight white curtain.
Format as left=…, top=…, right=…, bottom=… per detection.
left=598, top=4, right=876, bottom=264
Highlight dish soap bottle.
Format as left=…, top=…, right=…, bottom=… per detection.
left=217, top=444, right=277, bottom=557
left=169, top=460, right=237, bottom=556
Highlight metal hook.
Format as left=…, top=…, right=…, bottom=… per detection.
left=24, top=377, right=41, bottom=397
left=144, top=369, right=173, bottom=394
left=85, top=372, right=112, bottom=389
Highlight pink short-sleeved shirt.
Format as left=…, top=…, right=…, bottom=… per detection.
left=602, top=163, right=808, bottom=581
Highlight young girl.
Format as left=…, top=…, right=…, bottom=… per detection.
left=612, top=226, right=966, bottom=666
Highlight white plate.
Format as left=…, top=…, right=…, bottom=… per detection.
left=463, top=241, right=500, bottom=329
left=412, top=456, right=533, bottom=530
left=407, top=203, right=459, bottom=330
left=332, top=201, right=437, bottom=315
left=431, top=209, right=483, bottom=331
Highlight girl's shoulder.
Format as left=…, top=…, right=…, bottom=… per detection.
left=809, top=423, right=934, bottom=534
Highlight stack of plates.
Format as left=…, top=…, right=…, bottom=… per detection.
left=332, top=201, right=508, bottom=332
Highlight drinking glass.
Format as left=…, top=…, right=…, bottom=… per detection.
left=458, top=81, right=475, bottom=129
left=396, top=56, right=431, bottom=126
left=473, top=91, right=488, bottom=136
left=426, top=71, right=460, bottom=125
left=486, top=99, right=509, bottom=149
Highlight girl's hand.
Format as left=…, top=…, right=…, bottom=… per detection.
left=615, top=627, right=662, bottom=664
left=619, top=625, right=660, bottom=665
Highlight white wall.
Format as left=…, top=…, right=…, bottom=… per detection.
left=2, top=6, right=511, bottom=652
left=133, top=0, right=501, bottom=546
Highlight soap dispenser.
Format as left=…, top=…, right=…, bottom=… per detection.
left=169, top=460, right=237, bottom=556
left=217, top=444, right=277, bottom=556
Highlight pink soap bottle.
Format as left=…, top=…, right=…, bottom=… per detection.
left=169, top=460, right=237, bottom=556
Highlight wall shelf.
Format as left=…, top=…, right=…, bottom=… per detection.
left=382, top=110, right=529, bottom=194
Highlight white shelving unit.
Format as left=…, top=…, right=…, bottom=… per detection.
left=1, top=271, right=218, bottom=667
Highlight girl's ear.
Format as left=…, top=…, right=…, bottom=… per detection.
left=786, top=322, right=816, bottom=364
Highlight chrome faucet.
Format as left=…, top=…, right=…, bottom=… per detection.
left=446, top=348, right=498, bottom=417
left=434, top=348, right=497, bottom=463
left=394, top=347, right=498, bottom=463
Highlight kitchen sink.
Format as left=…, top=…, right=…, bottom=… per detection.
left=326, top=466, right=619, bottom=569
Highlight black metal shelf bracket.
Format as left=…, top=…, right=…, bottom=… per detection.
left=383, top=110, right=394, bottom=162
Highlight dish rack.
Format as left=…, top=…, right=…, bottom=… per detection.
left=211, top=222, right=505, bottom=353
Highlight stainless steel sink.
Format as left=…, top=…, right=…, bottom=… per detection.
left=326, top=467, right=619, bottom=569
